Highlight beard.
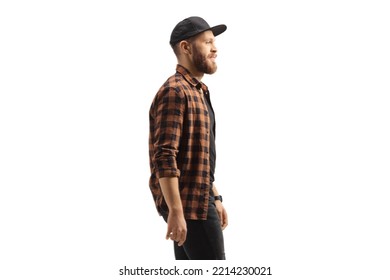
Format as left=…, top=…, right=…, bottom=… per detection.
left=192, top=46, right=217, bottom=75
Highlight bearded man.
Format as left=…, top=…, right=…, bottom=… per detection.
left=148, top=16, right=228, bottom=260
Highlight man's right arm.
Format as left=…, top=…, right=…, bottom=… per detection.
left=159, top=177, right=187, bottom=246
left=151, top=87, right=187, bottom=245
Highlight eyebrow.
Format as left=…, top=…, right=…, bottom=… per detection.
left=204, top=36, right=215, bottom=42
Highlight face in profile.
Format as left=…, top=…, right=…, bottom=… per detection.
left=190, top=30, right=218, bottom=75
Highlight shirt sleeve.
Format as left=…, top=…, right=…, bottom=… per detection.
left=150, top=86, right=185, bottom=179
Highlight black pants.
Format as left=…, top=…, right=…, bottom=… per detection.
left=163, top=198, right=226, bottom=260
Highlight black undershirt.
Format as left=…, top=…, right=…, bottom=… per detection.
left=203, top=90, right=216, bottom=184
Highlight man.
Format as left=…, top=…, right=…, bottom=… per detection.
left=148, top=16, right=228, bottom=260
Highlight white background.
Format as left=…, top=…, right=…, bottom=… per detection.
left=1, top=0, right=389, bottom=279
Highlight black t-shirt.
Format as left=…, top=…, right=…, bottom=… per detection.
left=204, top=91, right=216, bottom=183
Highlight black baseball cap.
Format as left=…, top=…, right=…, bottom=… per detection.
left=169, top=16, right=227, bottom=46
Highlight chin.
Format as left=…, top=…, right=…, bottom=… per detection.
left=206, top=64, right=218, bottom=75
left=210, top=67, right=218, bottom=74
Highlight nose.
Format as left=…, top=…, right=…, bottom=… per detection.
left=211, top=43, right=217, bottom=53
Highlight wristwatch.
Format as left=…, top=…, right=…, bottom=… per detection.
left=214, top=195, right=223, bottom=203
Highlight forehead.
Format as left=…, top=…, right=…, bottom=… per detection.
left=195, top=30, right=215, bottom=41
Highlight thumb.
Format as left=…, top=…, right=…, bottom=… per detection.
left=166, top=224, right=172, bottom=240
left=166, top=229, right=171, bottom=240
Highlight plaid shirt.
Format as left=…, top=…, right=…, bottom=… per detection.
left=149, top=65, right=214, bottom=220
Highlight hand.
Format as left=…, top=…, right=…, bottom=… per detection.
left=166, top=211, right=187, bottom=246
left=214, top=201, right=228, bottom=230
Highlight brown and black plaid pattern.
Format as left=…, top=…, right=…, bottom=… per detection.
left=149, top=65, right=213, bottom=220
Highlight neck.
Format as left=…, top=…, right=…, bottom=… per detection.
left=178, top=60, right=204, bottom=81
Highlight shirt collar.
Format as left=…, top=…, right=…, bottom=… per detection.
left=176, top=64, right=209, bottom=92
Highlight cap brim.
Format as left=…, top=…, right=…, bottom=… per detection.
left=210, top=24, right=227, bottom=37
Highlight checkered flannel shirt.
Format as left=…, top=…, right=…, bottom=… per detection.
left=149, top=64, right=214, bottom=220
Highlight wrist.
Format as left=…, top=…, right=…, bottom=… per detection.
left=168, top=205, right=183, bottom=213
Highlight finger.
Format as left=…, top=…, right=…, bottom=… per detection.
left=166, top=226, right=177, bottom=241
left=222, top=221, right=227, bottom=230
left=221, top=217, right=226, bottom=229
left=166, top=229, right=171, bottom=240
left=222, top=211, right=228, bottom=230
left=174, top=227, right=185, bottom=246
left=216, top=209, right=223, bottom=222
left=169, top=231, right=178, bottom=241
left=177, top=229, right=187, bottom=246
left=218, top=211, right=224, bottom=227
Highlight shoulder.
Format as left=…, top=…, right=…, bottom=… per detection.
left=155, top=73, right=188, bottom=100
left=150, top=78, right=185, bottom=114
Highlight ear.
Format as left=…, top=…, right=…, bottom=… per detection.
left=179, top=41, right=192, bottom=55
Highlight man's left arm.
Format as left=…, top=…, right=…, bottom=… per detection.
left=212, top=184, right=228, bottom=230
